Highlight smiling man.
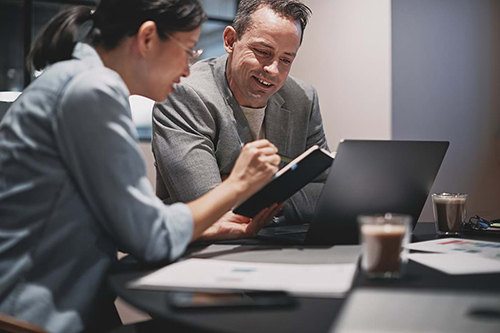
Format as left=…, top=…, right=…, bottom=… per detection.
left=153, top=0, right=329, bottom=238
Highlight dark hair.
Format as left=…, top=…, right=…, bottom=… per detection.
left=28, top=0, right=207, bottom=72
left=233, top=0, right=312, bottom=44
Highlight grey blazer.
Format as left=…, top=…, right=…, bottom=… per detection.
left=153, top=55, right=329, bottom=223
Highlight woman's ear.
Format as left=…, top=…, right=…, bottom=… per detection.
left=223, top=26, right=237, bottom=54
left=136, top=21, right=158, bottom=57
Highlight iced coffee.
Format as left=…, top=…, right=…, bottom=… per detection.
left=432, top=193, right=467, bottom=236
left=358, top=214, right=411, bottom=278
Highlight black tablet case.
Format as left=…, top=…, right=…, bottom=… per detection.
left=233, top=148, right=333, bottom=218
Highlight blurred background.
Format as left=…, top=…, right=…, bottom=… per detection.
left=2, top=0, right=500, bottom=229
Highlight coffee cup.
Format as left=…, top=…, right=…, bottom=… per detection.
left=431, top=193, right=467, bottom=236
left=358, top=213, right=411, bottom=278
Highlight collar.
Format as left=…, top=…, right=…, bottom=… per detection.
left=72, top=42, right=105, bottom=67
left=213, top=55, right=290, bottom=154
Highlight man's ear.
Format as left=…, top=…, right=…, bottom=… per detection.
left=136, top=21, right=158, bottom=57
left=223, top=26, right=237, bottom=54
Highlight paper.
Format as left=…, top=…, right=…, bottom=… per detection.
left=129, top=258, right=357, bottom=298
left=408, top=253, right=500, bottom=275
left=405, top=238, right=500, bottom=261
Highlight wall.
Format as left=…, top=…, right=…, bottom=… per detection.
left=291, top=0, right=392, bottom=150
left=292, top=0, right=500, bottom=221
left=392, top=0, right=500, bottom=220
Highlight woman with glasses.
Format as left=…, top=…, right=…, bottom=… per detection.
left=0, top=0, right=281, bottom=331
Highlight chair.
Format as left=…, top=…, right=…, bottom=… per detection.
left=0, top=91, right=21, bottom=121
left=0, top=313, right=47, bottom=333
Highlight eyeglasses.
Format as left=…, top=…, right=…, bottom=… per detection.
left=465, top=215, right=500, bottom=231
left=166, top=34, right=203, bottom=66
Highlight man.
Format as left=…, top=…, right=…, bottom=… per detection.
left=153, top=0, right=329, bottom=239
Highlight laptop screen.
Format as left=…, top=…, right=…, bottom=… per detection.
left=306, top=140, right=449, bottom=245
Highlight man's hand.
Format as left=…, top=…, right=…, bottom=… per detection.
left=196, top=203, right=284, bottom=241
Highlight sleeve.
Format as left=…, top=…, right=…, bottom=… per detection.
left=152, top=84, right=223, bottom=203
left=283, top=87, right=331, bottom=224
left=54, top=70, right=193, bottom=263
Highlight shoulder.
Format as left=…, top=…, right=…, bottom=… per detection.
left=66, top=66, right=128, bottom=101
left=279, top=75, right=318, bottom=106
left=61, top=65, right=130, bottom=110
left=172, top=56, right=225, bottom=100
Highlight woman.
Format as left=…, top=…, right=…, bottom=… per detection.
left=0, top=0, right=281, bottom=331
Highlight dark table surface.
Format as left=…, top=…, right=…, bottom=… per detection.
left=108, top=223, right=500, bottom=333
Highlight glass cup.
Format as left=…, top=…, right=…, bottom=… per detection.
left=431, top=193, right=467, bottom=236
left=358, top=213, right=411, bottom=279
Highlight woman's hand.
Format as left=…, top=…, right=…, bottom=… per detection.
left=187, top=139, right=280, bottom=242
left=196, top=203, right=284, bottom=241
left=226, top=139, right=280, bottom=200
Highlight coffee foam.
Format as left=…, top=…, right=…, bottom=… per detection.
left=361, top=224, right=407, bottom=235
left=433, top=196, right=466, bottom=204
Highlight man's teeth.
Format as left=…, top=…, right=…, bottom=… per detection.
left=257, top=78, right=272, bottom=86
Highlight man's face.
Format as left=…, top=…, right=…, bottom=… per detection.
left=224, top=6, right=302, bottom=108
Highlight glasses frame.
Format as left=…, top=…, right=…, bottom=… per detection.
left=166, top=33, right=203, bottom=66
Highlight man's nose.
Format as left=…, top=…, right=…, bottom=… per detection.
left=263, top=59, right=279, bottom=76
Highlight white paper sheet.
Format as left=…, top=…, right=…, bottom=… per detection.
left=405, top=238, right=500, bottom=261
left=408, top=253, right=500, bottom=275
left=129, top=259, right=357, bottom=298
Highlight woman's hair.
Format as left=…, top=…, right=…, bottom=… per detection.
left=28, top=0, right=207, bottom=72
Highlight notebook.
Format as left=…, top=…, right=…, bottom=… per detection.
left=233, top=145, right=334, bottom=218
left=257, top=140, right=449, bottom=245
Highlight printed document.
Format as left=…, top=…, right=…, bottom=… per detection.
left=129, top=259, right=357, bottom=298
left=408, top=253, right=500, bottom=274
left=405, top=238, right=500, bottom=260
left=405, top=238, right=500, bottom=274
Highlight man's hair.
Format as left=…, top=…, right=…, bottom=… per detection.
left=233, top=0, right=312, bottom=44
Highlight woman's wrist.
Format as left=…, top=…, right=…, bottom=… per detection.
left=223, top=175, right=248, bottom=204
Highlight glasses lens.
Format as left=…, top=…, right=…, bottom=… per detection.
left=188, top=49, right=203, bottom=66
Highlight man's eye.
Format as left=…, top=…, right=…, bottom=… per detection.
left=281, top=58, right=292, bottom=65
left=255, top=49, right=269, bottom=56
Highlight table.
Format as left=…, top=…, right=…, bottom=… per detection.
left=108, top=223, right=500, bottom=333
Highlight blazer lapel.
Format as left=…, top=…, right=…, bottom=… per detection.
left=265, top=92, right=291, bottom=158
left=214, top=55, right=253, bottom=146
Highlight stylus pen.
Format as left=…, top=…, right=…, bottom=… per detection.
left=278, top=153, right=293, bottom=164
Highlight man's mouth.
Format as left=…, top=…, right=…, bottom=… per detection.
left=253, top=76, right=274, bottom=87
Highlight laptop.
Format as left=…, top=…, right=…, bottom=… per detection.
left=257, top=140, right=449, bottom=245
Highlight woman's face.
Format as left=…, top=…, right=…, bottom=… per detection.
left=144, top=26, right=202, bottom=102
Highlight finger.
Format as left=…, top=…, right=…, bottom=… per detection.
left=260, top=202, right=283, bottom=225
left=245, top=207, right=271, bottom=234
left=229, top=213, right=252, bottom=224
left=262, top=204, right=281, bottom=224
left=256, top=146, right=280, bottom=156
left=247, top=204, right=280, bottom=235
left=252, top=206, right=271, bottom=221
left=244, top=139, right=277, bottom=151
left=262, top=154, right=281, bottom=166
